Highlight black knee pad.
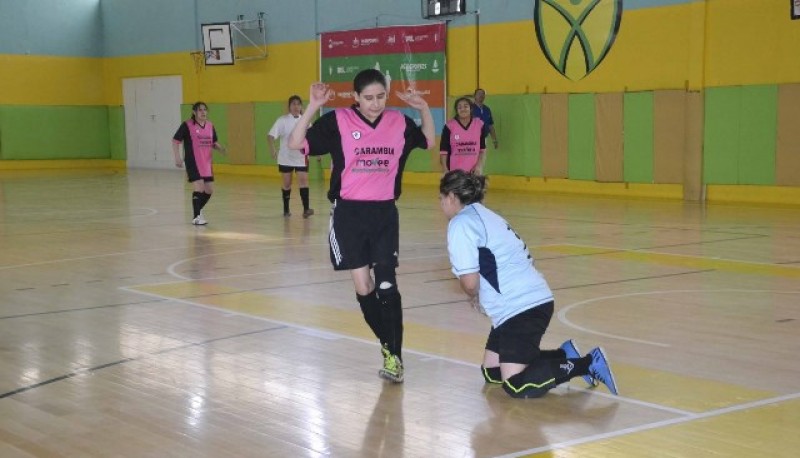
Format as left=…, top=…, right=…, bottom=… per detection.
left=373, top=263, right=398, bottom=298
left=481, top=366, right=502, bottom=384
left=502, top=363, right=557, bottom=399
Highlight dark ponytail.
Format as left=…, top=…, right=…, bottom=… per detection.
left=439, top=170, right=487, bottom=205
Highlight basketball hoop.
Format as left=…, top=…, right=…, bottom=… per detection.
left=189, top=51, right=206, bottom=73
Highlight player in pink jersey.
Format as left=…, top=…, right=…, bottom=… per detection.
left=288, top=69, right=435, bottom=383
left=172, top=102, right=226, bottom=225
left=440, top=97, right=487, bottom=174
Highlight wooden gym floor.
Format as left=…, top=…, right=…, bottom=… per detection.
left=0, top=168, right=798, bottom=457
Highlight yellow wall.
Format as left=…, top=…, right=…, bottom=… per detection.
left=447, top=2, right=708, bottom=94
left=445, top=0, right=800, bottom=94
left=704, top=0, right=800, bottom=87
left=0, top=55, right=104, bottom=105
left=102, top=41, right=318, bottom=106
left=445, top=25, right=478, bottom=96
left=102, top=52, right=199, bottom=106
left=10, top=1, right=800, bottom=106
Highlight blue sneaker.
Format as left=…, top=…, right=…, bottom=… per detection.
left=560, top=339, right=597, bottom=387
left=588, top=347, right=619, bottom=395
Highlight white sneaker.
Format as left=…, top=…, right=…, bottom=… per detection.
left=192, top=215, right=207, bottom=225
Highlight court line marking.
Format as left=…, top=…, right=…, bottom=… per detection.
left=2, top=207, right=158, bottom=219
left=557, top=242, right=800, bottom=270
left=156, top=246, right=800, bottom=350
left=165, top=248, right=450, bottom=282
left=161, top=242, right=564, bottom=283
left=160, top=248, right=800, bottom=350
left=0, top=239, right=273, bottom=271
left=0, top=298, right=166, bottom=320
left=0, top=326, right=285, bottom=400
left=496, top=390, right=800, bottom=458
left=157, top=245, right=712, bottom=350
left=552, top=269, right=714, bottom=291
left=119, top=284, right=696, bottom=417
left=558, top=289, right=800, bottom=348
left=0, top=229, right=449, bottom=272
left=165, top=241, right=443, bottom=284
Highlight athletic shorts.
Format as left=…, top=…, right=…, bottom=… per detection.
left=185, top=154, right=214, bottom=183
left=278, top=164, right=309, bottom=173
left=186, top=172, right=214, bottom=183
left=485, top=301, right=554, bottom=364
left=328, top=199, right=399, bottom=271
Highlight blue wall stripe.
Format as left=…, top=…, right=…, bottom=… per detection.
left=0, top=0, right=102, bottom=57
left=0, top=0, right=701, bottom=58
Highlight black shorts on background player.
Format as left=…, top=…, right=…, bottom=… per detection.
left=278, top=165, right=309, bottom=173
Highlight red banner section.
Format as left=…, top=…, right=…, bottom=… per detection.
left=321, top=24, right=446, bottom=58
left=323, top=80, right=445, bottom=109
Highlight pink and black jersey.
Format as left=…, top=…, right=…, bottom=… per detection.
left=439, top=117, right=486, bottom=172
left=303, top=106, right=428, bottom=202
left=173, top=119, right=218, bottom=177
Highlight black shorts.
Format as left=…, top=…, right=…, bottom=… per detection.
left=278, top=165, right=309, bottom=173
left=184, top=151, right=213, bottom=183
left=186, top=173, right=214, bottom=184
left=328, top=199, right=399, bottom=271
left=485, top=301, right=554, bottom=364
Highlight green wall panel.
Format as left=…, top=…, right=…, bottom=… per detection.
left=255, top=102, right=287, bottom=166
left=108, top=106, right=126, bottom=160
left=738, top=85, right=776, bottom=185
left=703, top=87, right=740, bottom=184
left=0, top=106, right=110, bottom=160
left=568, top=93, right=596, bottom=180
left=402, top=148, right=433, bottom=172
left=322, top=53, right=445, bottom=83
left=623, top=92, right=654, bottom=183
left=482, top=94, right=540, bottom=177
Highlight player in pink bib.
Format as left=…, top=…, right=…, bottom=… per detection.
left=440, top=97, right=487, bottom=174
left=172, top=102, right=226, bottom=225
left=288, top=69, right=434, bottom=383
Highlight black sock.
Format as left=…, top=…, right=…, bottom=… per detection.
left=357, top=291, right=384, bottom=343
left=503, top=362, right=557, bottom=398
left=282, top=188, right=291, bottom=214
left=481, top=366, right=502, bottom=384
left=540, top=349, right=566, bottom=360
left=549, top=355, right=591, bottom=385
left=378, top=292, right=403, bottom=359
left=199, top=192, right=211, bottom=211
left=299, top=187, right=310, bottom=211
left=192, top=192, right=203, bottom=217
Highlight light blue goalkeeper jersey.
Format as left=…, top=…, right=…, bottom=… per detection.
left=447, top=203, right=553, bottom=327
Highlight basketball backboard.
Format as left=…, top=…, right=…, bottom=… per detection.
left=201, top=23, right=234, bottom=65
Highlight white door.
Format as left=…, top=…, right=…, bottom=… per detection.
left=123, top=76, right=182, bottom=169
